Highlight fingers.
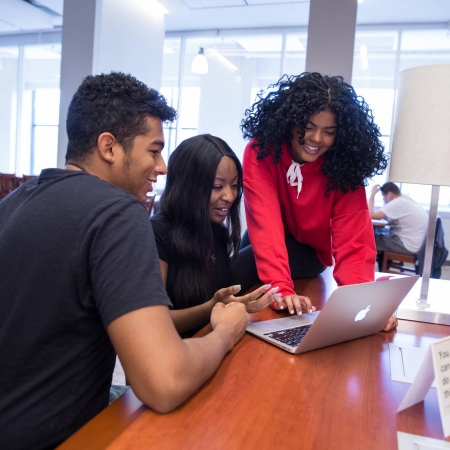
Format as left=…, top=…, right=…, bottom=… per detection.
left=212, top=285, right=242, bottom=304
left=211, top=301, right=249, bottom=347
left=237, top=285, right=280, bottom=313
left=240, top=284, right=276, bottom=305
left=245, top=291, right=282, bottom=313
left=215, top=286, right=317, bottom=317
left=276, top=295, right=316, bottom=315
left=382, top=314, right=398, bottom=332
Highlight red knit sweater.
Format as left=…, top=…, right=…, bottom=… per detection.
left=243, top=141, right=376, bottom=297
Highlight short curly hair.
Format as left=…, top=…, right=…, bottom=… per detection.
left=65, top=72, right=176, bottom=163
left=240, top=72, right=388, bottom=193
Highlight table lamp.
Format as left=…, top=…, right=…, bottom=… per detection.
left=389, top=64, right=450, bottom=325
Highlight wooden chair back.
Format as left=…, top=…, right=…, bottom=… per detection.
left=144, top=194, right=155, bottom=217
left=0, top=173, right=20, bottom=199
left=381, top=251, right=416, bottom=275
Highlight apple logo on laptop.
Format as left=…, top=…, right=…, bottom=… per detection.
left=355, top=305, right=371, bottom=322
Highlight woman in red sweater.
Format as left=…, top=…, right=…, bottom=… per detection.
left=240, top=72, right=397, bottom=331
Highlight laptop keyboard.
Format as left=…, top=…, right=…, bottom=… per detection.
left=264, top=325, right=312, bottom=348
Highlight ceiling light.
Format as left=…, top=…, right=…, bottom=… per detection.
left=191, top=47, right=208, bottom=74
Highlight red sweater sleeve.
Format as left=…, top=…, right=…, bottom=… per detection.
left=331, top=187, right=376, bottom=286
left=243, top=143, right=296, bottom=297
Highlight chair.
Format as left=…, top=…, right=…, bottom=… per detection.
left=415, top=217, right=449, bottom=279
left=143, top=194, right=155, bottom=217
left=381, top=217, right=449, bottom=279
left=0, top=173, right=20, bottom=199
left=381, top=251, right=416, bottom=275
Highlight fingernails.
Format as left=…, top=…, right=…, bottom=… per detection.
left=298, top=311, right=302, bottom=315
left=309, top=309, right=312, bottom=313
left=271, top=287, right=279, bottom=294
left=264, top=284, right=272, bottom=291
left=290, top=309, right=294, bottom=314
left=279, top=304, right=284, bottom=309
left=233, top=285, right=241, bottom=293
left=274, top=294, right=282, bottom=300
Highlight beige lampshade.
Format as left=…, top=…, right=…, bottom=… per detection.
left=389, top=64, right=450, bottom=187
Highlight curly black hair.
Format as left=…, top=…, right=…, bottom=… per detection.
left=65, top=72, right=176, bottom=163
left=160, top=134, right=242, bottom=309
left=240, top=72, right=388, bottom=193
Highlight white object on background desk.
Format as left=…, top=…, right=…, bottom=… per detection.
left=372, top=218, right=388, bottom=226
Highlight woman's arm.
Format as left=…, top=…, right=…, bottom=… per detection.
left=331, top=187, right=376, bottom=286
left=160, top=260, right=278, bottom=334
left=158, top=258, right=214, bottom=334
left=369, top=185, right=387, bottom=219
left=243, top=143, right=295, bottom=297
left=170, top=302, right=215, bottom=335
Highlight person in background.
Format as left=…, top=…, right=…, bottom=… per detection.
left=240, top=72, right=397, bottom=332
left=369, top=182, right=428, bottom=270
left=151, top=134, right=279, bottom=337
left=0, top=72, right=269, bottom=450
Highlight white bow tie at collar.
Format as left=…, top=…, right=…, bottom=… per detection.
left=286, top=160, right=303, bottom=199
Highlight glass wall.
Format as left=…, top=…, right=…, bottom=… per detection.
left=352, top=28, right=450, bottom=207
left=0, top=46, right=19, bottom=174
left=162, top=31, right=307, bottom=162
left=2, top=24, right=449, bottom=208
left=0, top=43, right=61, bottom=176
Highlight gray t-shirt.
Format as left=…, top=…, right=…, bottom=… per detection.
left=380, top=195, right=428, bottom=253
left=0, top=169, right=171, bottom=449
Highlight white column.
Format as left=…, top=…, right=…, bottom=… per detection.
left=305, top=0, right=357, bottom=82
left=57, top=0, right=165, bottom=168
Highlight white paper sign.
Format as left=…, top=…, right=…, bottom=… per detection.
left=432, top=338, right=450, bottom=423
left=398, top=336, right=450, bottom=437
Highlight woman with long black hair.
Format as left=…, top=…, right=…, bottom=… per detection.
left=150, top=134, right=279, bottom=336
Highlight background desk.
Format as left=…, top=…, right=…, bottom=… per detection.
left=373, top=218, right=389, bottom=229
left=59, top=268, right=449, bottom=450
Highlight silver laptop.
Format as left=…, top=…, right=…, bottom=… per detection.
left=246, top=275, right=419, bottom=354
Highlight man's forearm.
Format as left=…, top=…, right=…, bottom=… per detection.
left=135, top=324, right=233, bottom=413
left=368, top=194, right=375, bottom=215
left=108, top=304, right=245, bottom=415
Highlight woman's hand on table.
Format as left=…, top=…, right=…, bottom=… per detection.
left=211, top=284, right=281, bottom=313
left=273, top=294, right=316, bottom=315
left=381, top=314, right=398, bottom=332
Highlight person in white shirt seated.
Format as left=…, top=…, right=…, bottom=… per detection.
left=369, top=182, right=428, bottom=270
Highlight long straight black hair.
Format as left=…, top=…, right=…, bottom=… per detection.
left=160, top=134, right=243, bottom=308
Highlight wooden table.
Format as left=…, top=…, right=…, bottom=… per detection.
left=58, top=268, right=450, bottom=449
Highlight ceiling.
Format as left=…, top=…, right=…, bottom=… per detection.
left=0, top=0, right=449, bottom=34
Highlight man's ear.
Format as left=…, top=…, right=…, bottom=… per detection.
left=96, top=132, right=117, bottom=164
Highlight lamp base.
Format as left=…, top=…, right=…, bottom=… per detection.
left=397, top=276, right=450, bottom=325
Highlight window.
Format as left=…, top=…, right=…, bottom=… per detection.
left=31, top=89, right=60, bottom=174
left=0, top=46, right=19, bottom=174
left=0, top=43, right=61, bottom=176
left=352, top=28, right=450, bottom=207
left=162, top=32, right=308, bottom=164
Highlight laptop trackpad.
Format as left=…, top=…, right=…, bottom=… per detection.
left=247, top=311, right=319, bottom=333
